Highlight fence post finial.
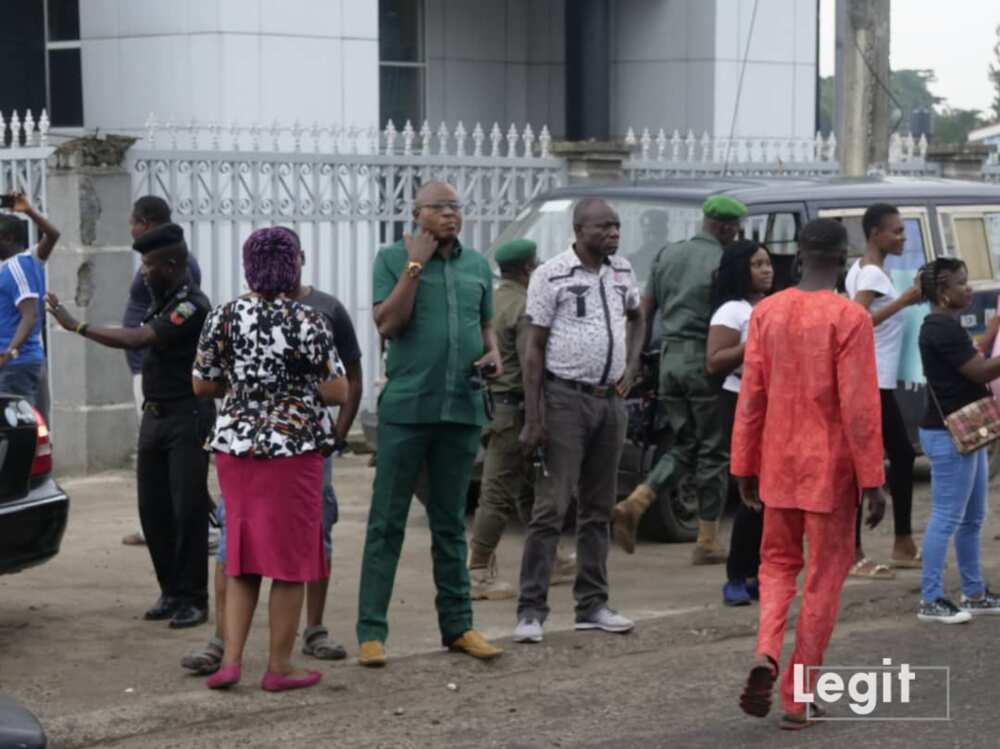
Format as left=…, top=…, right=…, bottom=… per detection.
left=506, top=123, right=519, bottom=158
left=523, top=124, right=535, bottom=158
left=437, top=121, right=450, bottom=156
left=539, top=125, right=551, bottom=159
left=402, top=120, right=415, bottom=156
left=472, top=122, right=485, bottom=157
left=455, top=121, right=467, bottom=157
left=489, top=123, right=502, bottom=157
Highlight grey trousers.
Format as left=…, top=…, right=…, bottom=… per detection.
left=517, top=379, right=627, bottom=623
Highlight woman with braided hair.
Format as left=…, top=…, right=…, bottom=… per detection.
left=915, top=257, right=1000, bottom=623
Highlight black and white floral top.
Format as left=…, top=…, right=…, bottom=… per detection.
left=193, top=295, right=346, bottom=458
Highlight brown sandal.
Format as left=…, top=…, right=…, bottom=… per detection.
left=740, top=656, right=778, bottom=718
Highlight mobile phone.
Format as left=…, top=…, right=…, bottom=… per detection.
left=0, top=194, right=14, bottom=209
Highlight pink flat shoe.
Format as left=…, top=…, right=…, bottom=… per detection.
left=206, top=663, right=241, bottom=690
left=261, top=669, right=322, bottom=692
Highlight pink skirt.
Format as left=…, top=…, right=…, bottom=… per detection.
left=216, top=451, right=328, bottom=582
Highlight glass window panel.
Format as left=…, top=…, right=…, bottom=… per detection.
left=488, top=199, right=704, bottom=288
left=47, top=0, right=80, bottom=41
left=953, top=217, right=993, bottom=282
left=379, top=0, right=422, bottom=62
left=48, top=48, right=83, bottom=127
left=380, top=66, right=423, bottom=129
left=885, top=218, right=928, bottom=272
left=0, top=3, right=46, bottom=119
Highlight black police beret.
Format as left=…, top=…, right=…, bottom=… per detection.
left=133, top=223, right=186, bottom=255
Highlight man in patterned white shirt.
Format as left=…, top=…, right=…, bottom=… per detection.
left=514, top=197, right=643, bottom=643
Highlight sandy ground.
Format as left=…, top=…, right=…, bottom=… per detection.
left=1, top=455, right=998, bottom=747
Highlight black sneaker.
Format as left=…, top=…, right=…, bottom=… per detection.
left=917, top=597, right=972, bottom=624
left=960, top=589, right=1000, bottom=615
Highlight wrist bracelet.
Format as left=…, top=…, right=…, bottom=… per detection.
left=76, top=322, right=88, bottom=336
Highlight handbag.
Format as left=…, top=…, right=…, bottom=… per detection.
left=927, top=383, right=1000, bottom=454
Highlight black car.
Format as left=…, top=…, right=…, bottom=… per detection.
left=0, top=395, right=69, bottom=575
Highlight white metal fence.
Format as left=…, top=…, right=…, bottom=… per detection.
left=1, top=110, right=54, bottom=247
left=621, top=128, right=932, bottom=181
left=129, top=118, right=566, bottom=411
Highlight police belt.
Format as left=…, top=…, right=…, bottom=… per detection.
left=544, top=371, right=617, bottom=398
left=662, top=338, right=707, bottom=354
left=142, top=396, right=198, bottom=417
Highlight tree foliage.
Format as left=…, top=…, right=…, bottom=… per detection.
left=818, top=68, right=986, bottom=144
left=990, top=24, right=1000, bottom=122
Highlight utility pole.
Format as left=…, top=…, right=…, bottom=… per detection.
left=834, top=0, right=891, bottom=175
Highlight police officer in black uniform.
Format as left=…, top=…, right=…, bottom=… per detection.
left=47, top=223, right=214, bottom=628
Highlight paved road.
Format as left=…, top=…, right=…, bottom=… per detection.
left=1, top=456, right=998, bottom=747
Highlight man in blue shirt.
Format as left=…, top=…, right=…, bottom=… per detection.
left=0, top=193, right=61, bottom=407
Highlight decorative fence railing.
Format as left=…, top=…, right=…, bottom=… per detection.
left=984, top=150, right=1000, bottom=183
left=621, top=128, right=932, bottom=181
left=1, top=110, right=55, bottom=246
left=129, top=118, right=566, bottom=411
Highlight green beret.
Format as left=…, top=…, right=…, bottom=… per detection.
left=703, top=196, right=748, bottom=221
left=495, top=238, right=537, bottom=266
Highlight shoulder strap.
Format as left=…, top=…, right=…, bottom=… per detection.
left=926, top=381, right=948, bottom=423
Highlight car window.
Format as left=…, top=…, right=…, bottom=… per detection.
left=492, top=198, right=705, bottom=287
left=885, top=217, right=928, bottom=272
left=938, top=208, right=1000, bottom=283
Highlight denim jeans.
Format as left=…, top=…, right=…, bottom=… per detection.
left=919, top=428, right=988, bottom=602
left=0, top=361, right=43, bottom=407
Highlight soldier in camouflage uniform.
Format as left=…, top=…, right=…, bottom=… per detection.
left=468, top=239, right=575, bottom=600
left=611, top=196, right=748, bottom=565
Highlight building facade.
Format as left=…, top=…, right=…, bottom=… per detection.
left=4, top=0, right=819, bottom=142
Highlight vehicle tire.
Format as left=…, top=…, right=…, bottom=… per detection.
left=636, top=446, right=699, bottom=543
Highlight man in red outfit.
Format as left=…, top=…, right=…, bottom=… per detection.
left=732, top=218, right=887, bottom=730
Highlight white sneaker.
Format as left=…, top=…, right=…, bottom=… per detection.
left=513, top=618, right=543, bottom=643
left=575, top=607, right=634, bottom=633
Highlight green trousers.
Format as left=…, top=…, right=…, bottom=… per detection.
left=470, top=403, right=534, bottom=560
left=356, top=420, right=480, bottom=646
left=646, top=345, right=728, bottom=522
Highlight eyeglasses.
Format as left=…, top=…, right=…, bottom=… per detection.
left=417, top=201, right=463, bottom=213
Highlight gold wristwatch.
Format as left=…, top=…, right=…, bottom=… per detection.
left=406, top=260, right=424, bottom=279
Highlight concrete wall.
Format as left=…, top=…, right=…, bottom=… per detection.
left=46, top=167, right=137, bottom=474
left=79, top=0, right=380, bottom=132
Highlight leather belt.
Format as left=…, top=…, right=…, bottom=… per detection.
left=545, top=371, right=617, bottom=398
left=143, top=398, right=197, bottom=417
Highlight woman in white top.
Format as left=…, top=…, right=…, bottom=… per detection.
left=706, top=239, right=773, bottom=606
left=844, top=203, right=923, bottom=578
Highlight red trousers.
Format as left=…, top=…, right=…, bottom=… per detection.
left=755, top=500, right=857, bottom=715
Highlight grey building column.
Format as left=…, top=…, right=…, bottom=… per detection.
left=565, top=0, right=610, bottom=141
left=46, top=163, right=137, bottom=474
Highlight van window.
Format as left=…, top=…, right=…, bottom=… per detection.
left=938, top=208, right=1000, bottom=283
left=744, top=212, right=799, bottom=255
left=818, top=210, right=930, bottom=270
left=490, top=198, right=704, bottom=286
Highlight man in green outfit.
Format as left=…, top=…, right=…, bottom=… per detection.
left=357, top=181, right=504, bottom=667
left=467, top=239, right=576, bottom=600
left=611, top=196, right=747, bottom=564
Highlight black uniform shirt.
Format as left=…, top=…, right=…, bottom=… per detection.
left=142, top=283, right=212, bottom=402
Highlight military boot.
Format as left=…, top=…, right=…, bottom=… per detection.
left=692, top=520, right=728, bottom=565
left=611, top=484, right=656, bottom=554
left=468, top=550, right=515, bottom=601
left=550, top=547, right=577, bottom=586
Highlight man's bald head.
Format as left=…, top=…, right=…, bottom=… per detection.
left=413, top=181, right=463, bottom=243
left=572, top=198, right=620, bottom=259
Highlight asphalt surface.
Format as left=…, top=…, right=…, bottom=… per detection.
left=2, top=456, right=998, bottom=748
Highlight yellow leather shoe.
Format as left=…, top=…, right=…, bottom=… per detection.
left=448, top=630, right=503, bottom=660
left=358, top=640, right=387, bottom=668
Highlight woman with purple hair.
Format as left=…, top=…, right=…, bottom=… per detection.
left=193, top=226, right=348, bottom=692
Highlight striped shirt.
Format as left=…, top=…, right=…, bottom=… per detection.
left=0, top=246, right=46, bottom=363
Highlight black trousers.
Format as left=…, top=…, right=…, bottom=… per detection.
left=855, top=388, right=916, bottom=547
left=719, top=388, right=764, bottom=581
left=137, top=398, right=214, bottom=607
